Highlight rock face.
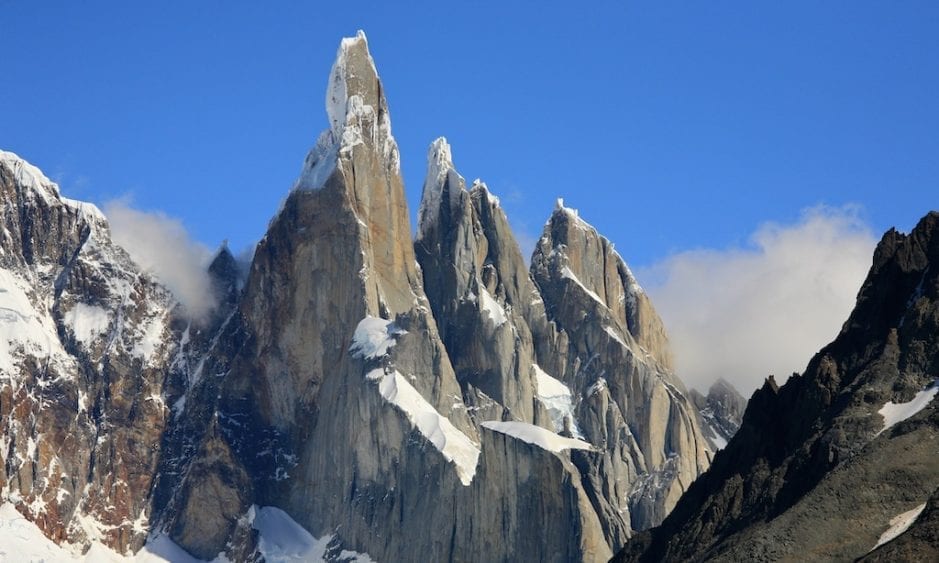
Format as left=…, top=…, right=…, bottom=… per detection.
left=414, top=134, right=715, bottom=535
left=165, top=32, right=641, bottom=562
left=414, top=139, right=542, bottom=425
left=0, top=32, right=718, bottom=562
left=528, top=201, right=712, bottom=531
left=614, top=211, right=939, bottom=562
left=163, top=32, right=714, bottom=561
left=0, top=151, right=182, bottom=553
left=689, top=379, right=746, bottom=450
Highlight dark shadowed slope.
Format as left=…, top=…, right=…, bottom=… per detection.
left=615, top=211, right=939, bottom=562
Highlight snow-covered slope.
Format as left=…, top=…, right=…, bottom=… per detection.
left=0, top=502, right=202, bottom=563
left=0, top=502, right=374, bottom=563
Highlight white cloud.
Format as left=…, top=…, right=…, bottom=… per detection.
left=639, top=206, right=877, bottom=396
left=104, top=199, right=217, bottom=319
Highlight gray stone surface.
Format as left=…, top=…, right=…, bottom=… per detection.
left=166, top=33, right=627, bottom=562
left=0, top=31, right=723, bottom=562
left=530, top=201, right=711, bottom=531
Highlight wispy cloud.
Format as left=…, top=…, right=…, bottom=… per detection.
left=104, top=199, right=218, bottom=319
left=510, top=219, right=538, bottom=264
left=496, top=181, right=538, bottom=263
left=639, top=205, right=877, bottom=395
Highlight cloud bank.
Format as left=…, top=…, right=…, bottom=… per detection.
left=104, top=200, right=217, bottom=319
left=639, top=206, right=877, bottom=396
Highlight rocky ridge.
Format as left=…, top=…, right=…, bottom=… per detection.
left=614, top=211, right=939, bottom=562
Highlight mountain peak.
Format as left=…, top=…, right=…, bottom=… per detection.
left=615, top=211, right=939, bottom=562
left=295, top=31, right=398, bottom=191
left=427, top=136, right=454, bottom=184
left=533, top=202, right=669, bottom=368
left=417, top=137, right=465, bottom=240
left=549, top=197, right=594, bottom=233
left=469, top=179, right=501, bottom=210
left=0, top=149, right=62, bottom=202
left=326, top=30, right=377, bottom=135
left=0, top=150, right=107, bottom=228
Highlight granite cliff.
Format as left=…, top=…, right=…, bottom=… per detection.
left=0, top=32, right=740, bottom=562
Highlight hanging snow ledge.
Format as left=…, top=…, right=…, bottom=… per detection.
left=481, top=421, right=592, bottom=453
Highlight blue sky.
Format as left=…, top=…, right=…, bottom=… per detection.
left=4, top=1, right=937, bottom=391
left=2, top=1, right=937, bottom=268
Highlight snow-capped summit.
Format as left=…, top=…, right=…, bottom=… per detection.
left=326, top=30, right=375, bottom=135
left=295, top=30, right=399, bottom=191
left=0, top=149, right=61, bottom=201
left=426, top=136, right=454, bottom=185
left=470, top=178, right=499, bottom=206
left=0, top=149, right=107, bottom=227
left=326, top=29, right=397, bottom=164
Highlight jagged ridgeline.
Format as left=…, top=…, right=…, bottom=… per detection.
left=614, top=212, right=939, bottom=562
left=0, top=31, right=736, bottom=561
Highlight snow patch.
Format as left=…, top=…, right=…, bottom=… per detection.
left=131, top=313, right=166, bottom=364
left=470, top=179, right=499, bottom=207
left=709, top=429, right=728, bottom=450
left=481, top=421, right=592, bottom=453
left=587, top=377, right=608, bottom=397
left=0, top=501, right=225, bottom=561
left=0, top=150, right=61, bottom=205
left=561, top=266, right=605, bottom=306
left=0, top=502, right=77, bottom=562
left=479, top=287, right=507, bottom=327
left=367, top=368, right=480, bottom=485
left=137, top=535, right=218, bottom=562
left=294, top=130, right=339, bottom=191
left=63, top=303, right=111, bottom=346
left=877, top=381, right=938, bottom=436
left=872, top=502, right=927, bottom=550
left=251, top=505, right=373, bottom=563
left=0, top=268, right=73, bottom=377
left=72, top=511, right=116, bottom=544
left=349, top=316, right=406, bottom=360
left=0, top=151, right=106, bottom=225
left=533, top=364, right=584, bottom=439
left=61, top=197, right=108, bottom=225
left=604, top=325, right=627, bottom=348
